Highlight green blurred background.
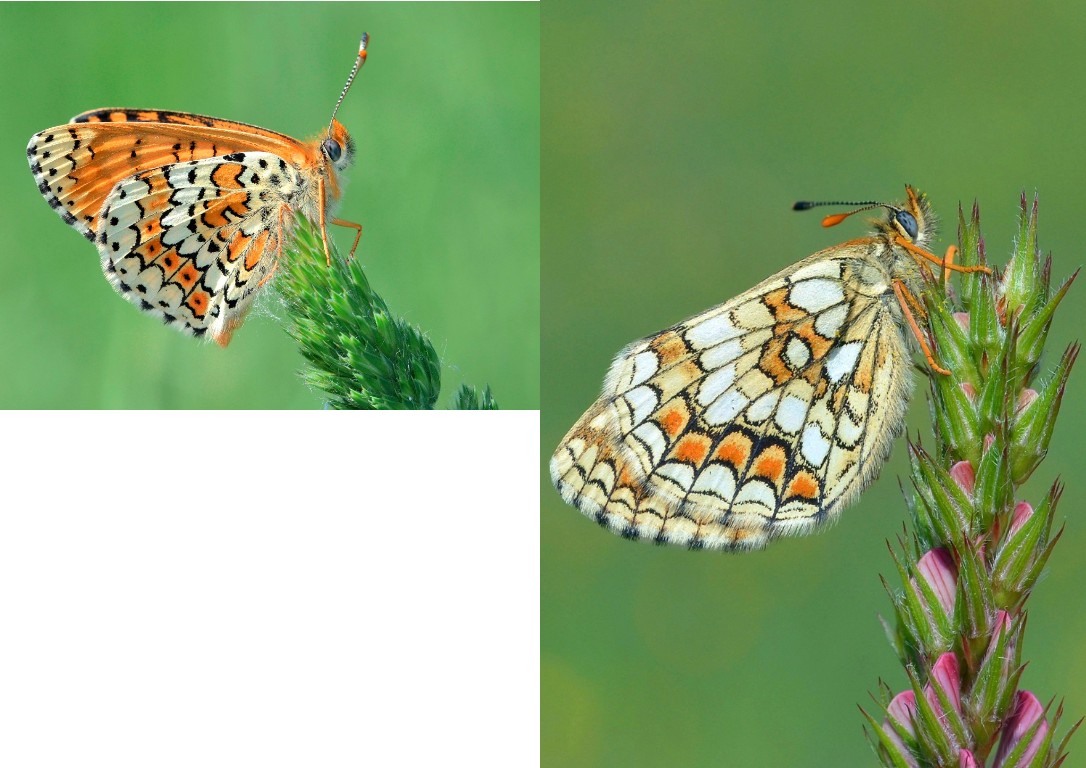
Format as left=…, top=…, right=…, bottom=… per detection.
left=0, top=2, right=538, bottom=408
left=543, top=2, right=1086, bottom=766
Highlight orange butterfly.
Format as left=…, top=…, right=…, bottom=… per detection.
left=27, top=34, right=370, bottom=347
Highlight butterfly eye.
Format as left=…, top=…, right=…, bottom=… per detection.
left=895, top=210, right=919, bottom=240
left=323, top=138, right=342, bottom=162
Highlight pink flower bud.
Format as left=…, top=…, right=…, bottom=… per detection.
left=925, top=652, right=963, bottom=719
left=916, top=547, right=957, bottom=617
left=994, top=691, right=1048, bottom=767
left=1015, top=388, right=1039, bottom=415
left=949, top=461, right=975, bottom=496
left=882, top=690, right=919, bottom=768
left=984, top=433, right=996, bottom=453
left=960, top=382, right=977, bottom=401
left=953, top=312, right=970, bottom=333
left=887, top=690, right=918, bottom=735
left=959, top=749, right=979, bottom=768
left=1009, top=502, right=1034, bottom=537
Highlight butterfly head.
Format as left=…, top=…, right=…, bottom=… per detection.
left=321, top=121, right=356, bottom=175
left=793, top=185, right=935, bottom=249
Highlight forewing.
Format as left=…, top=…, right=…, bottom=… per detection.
left=70, top=108, right=299, bottom=143
left=27, top=118, right=308, bottom=242
left=96, top=152, right=304, bottom=345
left=550, top=250, right=914, bottom=551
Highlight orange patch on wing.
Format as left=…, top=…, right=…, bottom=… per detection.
left=226, top=232, right=252, bottom=263
left=226, top=193, right=251, bottom=220
left=202, top=206, right=229, bottom=229
left=211, top=162, right=244, bottom=190
left=673, top=433, right=711, bottom=465
left=764, top=288, right=806, bottom=323
left=145, top=191, right=171, bottom=212
left=173, top=261, right=200, bottom=290
left=154, top=249, right=182, bottom=276
left=853, top=344, right=878, bottom=392
left=658, top=405, right=688, bottom=437
left=787, top=471, right=820, bottom=501
left=650, top=332, right=690, bottom=366
left=190, top=143, right=219, bottom=162
left=831, top=386, right=847, bottom=413
left=751, top=446, right=787, bottom=485
left=186, top=290, right=210, bottom=319
left=244, top=230, right=270, bottom=271
left=758, top=336, right=793, bottom=385
left=716, top=430, right=752, bottom=470
left=139, top=240, right=162, bottom=261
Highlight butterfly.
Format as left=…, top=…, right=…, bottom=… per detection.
left=27, top=34, right=370, bottom=347
left=550, top=186, right=990, bottom=551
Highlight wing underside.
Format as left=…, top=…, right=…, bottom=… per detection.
left=551, top=251, right=914, bottom=550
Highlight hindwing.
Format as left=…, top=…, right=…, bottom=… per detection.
left=95, top=152, right=304, bottom=346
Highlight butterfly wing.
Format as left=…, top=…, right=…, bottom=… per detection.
left=27, top=118, right=309, bottom=244
left=69, top=107, right=301, bottom=142
left=95, top=152, right=304, bottom=346
left=550, top=247, right=914, bottom=551
left=27, top=111, right=324, bottom=345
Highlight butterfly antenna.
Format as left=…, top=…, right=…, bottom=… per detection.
left=793, top=199, right=891, bottom=228
left=329, top=33, right=369, bottom=131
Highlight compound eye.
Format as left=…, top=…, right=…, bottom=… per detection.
left=895, top=210, right=919, bottom=240
left=323, top=138, right=342, bottom=162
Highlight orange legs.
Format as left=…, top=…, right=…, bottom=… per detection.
left=941, top=244, right=958, bottom=284
left=316, top=177, right=362, bottom=264
left=890, top=240, right=991, bottom=376
left=893, top=280, right=951, bottom=376
left=332, top=218, right=363, bottom=260
left=895, top=237, right=991, bottom=277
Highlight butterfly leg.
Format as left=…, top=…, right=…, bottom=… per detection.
left=332, top=218, right=363, bottom=261
left=893, top=280, right=951, bottom=375
left=896, top=237, right=990, bottom=276
left=317, top=176, right=332, bottom=267
left=899, top=278, right=929, bottom=320
left=941, top=245, right=959, bottom=284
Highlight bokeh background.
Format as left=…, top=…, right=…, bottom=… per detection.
left=0, top=2, right=538, bottom=408
left=543, top=2, right=1086, bottom=765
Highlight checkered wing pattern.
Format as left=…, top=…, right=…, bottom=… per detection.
left=26, top=37, right=368, bottom=347
left=550, top=248, right=914, bottom=551
left=95, top=153, right=304, bottom=346
left=27, top=120, right=312, bottom=346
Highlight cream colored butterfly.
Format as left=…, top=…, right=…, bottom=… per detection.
left=550, top=186, right=989, bottom=551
